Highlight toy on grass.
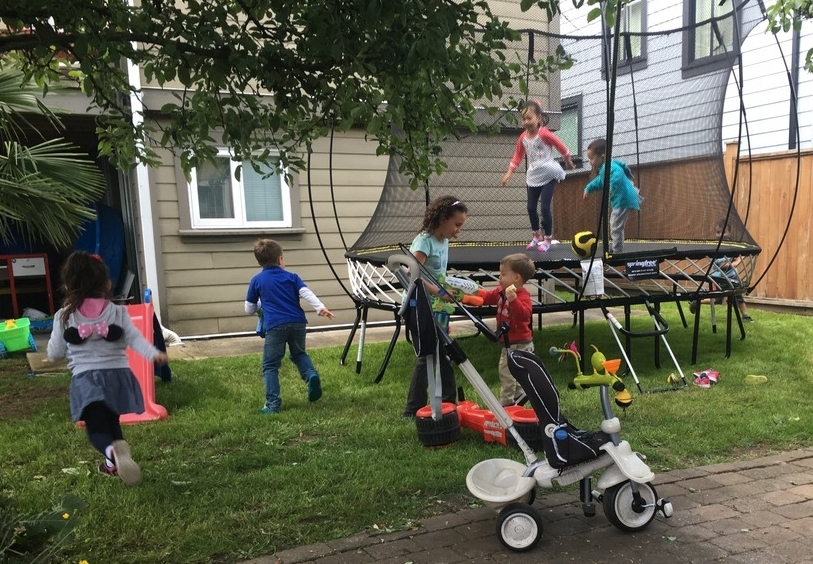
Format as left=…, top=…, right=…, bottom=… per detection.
left=571, top=230, right=597, bottom=258
left=692, top=368, right=720, bottom=388
left=549, top=343, right=632, bottom=409
left=456, top=400, right=547, bottom=452
left=556, top=341, right=579, bottom=363
left=0, top=317, right=38, bottom=358
left=745, top=374, right=767, bottom=385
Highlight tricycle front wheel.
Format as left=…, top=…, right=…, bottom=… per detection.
left=602, top=481, right=658, bottom=532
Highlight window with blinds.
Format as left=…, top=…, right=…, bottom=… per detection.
left=188, top=150, right=292, bottom=228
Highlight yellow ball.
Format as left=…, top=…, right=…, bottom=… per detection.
left=571, top=231, right=597, bottom=258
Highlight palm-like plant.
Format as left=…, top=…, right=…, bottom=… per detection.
left=0, top=64, right=105, bottom=249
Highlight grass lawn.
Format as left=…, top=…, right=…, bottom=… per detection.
left=1, top=303, right=811, bottom=564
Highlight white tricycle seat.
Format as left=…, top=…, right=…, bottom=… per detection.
left=466, top=458, right=535, bottom=510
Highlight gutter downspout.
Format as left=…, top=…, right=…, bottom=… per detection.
left=126, top=0, right=161, bottom=317
left=789, top=26, right=800, bottom=150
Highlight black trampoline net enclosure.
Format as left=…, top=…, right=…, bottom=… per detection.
left=347, top=0, right=763, bottom=269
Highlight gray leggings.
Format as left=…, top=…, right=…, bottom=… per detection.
left=609, top=207, right=633, bottom=254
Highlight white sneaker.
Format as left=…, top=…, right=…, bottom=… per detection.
left=538, top=237, right=553, bottom=252
left=526, top=237, right=541, bottom=250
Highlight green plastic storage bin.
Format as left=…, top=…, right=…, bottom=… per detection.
left=0, top=317, right=32, bottom=353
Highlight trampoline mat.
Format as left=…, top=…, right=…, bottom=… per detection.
left=346, top=239, right=762, bottom=271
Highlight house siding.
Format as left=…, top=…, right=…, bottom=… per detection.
left=722, top=23, right=813, bottom=153
left=141, top=1, right=561, bottom=337
left=560, top=1, right=813, bottom=156
left=149, top=128, right=388, bottom=336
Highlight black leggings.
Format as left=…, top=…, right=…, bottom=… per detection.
left=82, top=401, right=123, bottom=456
left=526, top=181, right=556, bottom=236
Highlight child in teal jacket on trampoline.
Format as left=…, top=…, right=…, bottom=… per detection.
left=583, top=138, right=640, bottom=254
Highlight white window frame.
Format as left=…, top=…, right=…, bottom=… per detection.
left=619, top=0, right=645, bottom=63
left=187, top=149, right=293, bottom=229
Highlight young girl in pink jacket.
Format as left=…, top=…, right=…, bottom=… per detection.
left=502, top=100, right=575, bottom=251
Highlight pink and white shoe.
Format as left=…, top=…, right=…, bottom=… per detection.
left=693, top=375, right=711, bottom=388
left=538, top=236, right=553, bottom=252
left=526, top=236, right=541, bottom=250
left=111, top=440, right=141, bottom=486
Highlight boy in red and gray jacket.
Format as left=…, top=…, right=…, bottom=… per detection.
left=480, top=253, right=536, bottom=405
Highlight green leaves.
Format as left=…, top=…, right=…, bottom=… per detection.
left=0, top=65, right=106, bottom=247
left=0, top=0, right=575, bottom=186
left=765, top=1, right=813, bottom=72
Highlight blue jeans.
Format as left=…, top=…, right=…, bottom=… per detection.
left=262, top=323, right=317, bottom=409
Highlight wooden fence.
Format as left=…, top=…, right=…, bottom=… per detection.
left=724, top=142, right=813, bottom=310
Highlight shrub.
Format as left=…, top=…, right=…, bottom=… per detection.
left=0, top=493, right=85, bottom=564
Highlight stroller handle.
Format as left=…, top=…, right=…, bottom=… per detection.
left=388, top=252, right=499, bottom=343
left=387, top=254, right=420, bottom=286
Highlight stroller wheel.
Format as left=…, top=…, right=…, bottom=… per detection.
left=496, top=503, right=542, bottom=552
left=415, top=403, right=461, bottom=447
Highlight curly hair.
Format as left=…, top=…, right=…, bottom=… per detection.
left=419, top=196, right=468, bottom=234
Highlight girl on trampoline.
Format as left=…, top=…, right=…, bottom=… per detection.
left=402, top=195, right=468, bottom=419
left=502, top=99, right=575, bottom=252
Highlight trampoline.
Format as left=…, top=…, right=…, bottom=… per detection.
left=345, top=237, right=759, bottom=378
left=341, top=1, right=767, bottom=379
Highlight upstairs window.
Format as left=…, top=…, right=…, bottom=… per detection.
left=693, top=0, right=735, bottom=60
left=619, top=0, right=645, bottom=63
left=683, top=0, right=739, bottom=77
left=602, top=0, right=647, bottom=78
left=188, top=150, right=292, bottom=229
left=560, top=96, right=582, bottom=168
